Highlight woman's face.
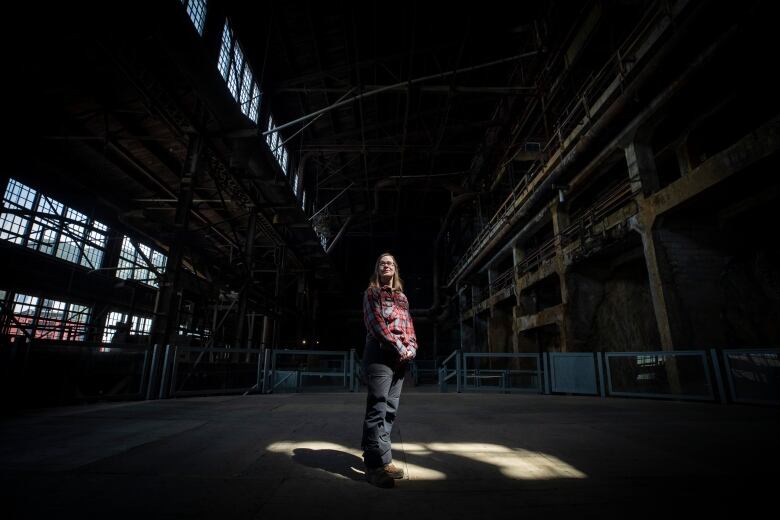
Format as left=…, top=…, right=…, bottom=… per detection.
left=377, top=255, right=396, bottom=283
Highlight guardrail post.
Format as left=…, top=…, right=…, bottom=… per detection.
left=158, top=344, right=172, bottom=400
left=456, top=351, right=462, bottom=393
left=439, top=367, right=446, bottom=393
left=349, top=349, right=355, bottom=392
left=261, top=348, right=270, bottom=394
left=710, top=349, right=728, bottom=404
left=138, top=349, right=150, bottom=398
left=268, top=349, right=277, bottom=394
left=145, top=344, right=159, bottom=400
left=253, top=347, right=263, bottom=394
left=596, top=352, right=606, bottom=398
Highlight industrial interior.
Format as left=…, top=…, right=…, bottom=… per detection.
left=1, top=0, right=779, bottom=517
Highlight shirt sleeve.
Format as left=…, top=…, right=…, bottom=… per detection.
left=363, top=288, right=406, bottom=355
left=406, top=315, right=418, bottom=358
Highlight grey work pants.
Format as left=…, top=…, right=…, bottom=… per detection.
left=360, top=337, right=405, bottom=468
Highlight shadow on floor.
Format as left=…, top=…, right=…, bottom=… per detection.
left=291, top=448, right=366, bottom=481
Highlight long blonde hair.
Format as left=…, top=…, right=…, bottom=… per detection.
left=367, top=252, right=404, bottom=291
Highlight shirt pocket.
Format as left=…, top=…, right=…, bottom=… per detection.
left=381, top=298, right=394, bottom=319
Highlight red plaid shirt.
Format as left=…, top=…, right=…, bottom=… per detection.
left=363, top=285, right=418, bottom=359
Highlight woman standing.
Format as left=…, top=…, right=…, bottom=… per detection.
left=360, top=252, right=418, bottom=488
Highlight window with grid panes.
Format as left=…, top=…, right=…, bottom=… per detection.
left=35, top=298, right=67, bottom=339
left=240, top=67, right=253, bottom=111
left=218, top=21, right=232, bottom=79
left=249, top=84, right=261, bottom=121
left=116, top=236, right=167, bottom=288
left=181, top=0, right=207, bottom=35
left=1, top=179, right=107, bottom=268
left=63, top=304, right=90, bottom=341
left=103, top=311, right=153, bottom=343
left=6, top=293, right=91, bottom=341
left=227, top=42, right=242, bottom=100
left=27, top=194, right=63, bottom=254
left=217, top=19, right=261, bottom=123
left=1, top=178, right=36, bottom=244
left=8, top=294, right=38, bottom=337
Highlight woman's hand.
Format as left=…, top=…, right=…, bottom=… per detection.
left=399, top=349, right=415, bottom=362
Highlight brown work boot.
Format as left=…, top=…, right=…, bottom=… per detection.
left=365, top=466, right=395, bottom=488
left=384, top=462, right=404, bottom=479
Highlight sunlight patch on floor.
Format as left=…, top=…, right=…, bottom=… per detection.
left=266, top=440, right=585, bottom=480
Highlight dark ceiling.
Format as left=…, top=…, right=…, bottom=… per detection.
left=4, top=0, right=653, bottom=318
left=223, top=1, right=601, bottom=297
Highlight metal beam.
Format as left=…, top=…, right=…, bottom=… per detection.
left=262, top=51, right=540, bottom=137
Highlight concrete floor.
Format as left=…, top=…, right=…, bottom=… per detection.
left=2, top=388, right=778, bottom=519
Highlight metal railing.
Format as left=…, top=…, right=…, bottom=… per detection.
left=164, top=345, right=265, bottom=398
left=3, top=339, right=776, bottom=406
left=438, top=349, right=462, bottom=393
left=562, top=181, right=635, bottom=246
left=720, top=348, right=780, bottom=405
left=1, top=340, right=151, bottom=406
left=409, top=359, right=439, bottom=386
left=604, top=350, right=716, bottom=401
left=514, top=181, right=634, bottom=277
left=489, top=265, right=516, bottom=294
left=516, top=237, right=558, bottom=274
left=549, top=352, right=604, bottom=396
left=263, top=348, right=356, bottom=393
left=462, top=352, right=544, bottom=393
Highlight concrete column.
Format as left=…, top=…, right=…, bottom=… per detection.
left=510, top=245, right=525, bottom=354
left=551, top=201, right=572, bottom=352
left=638, top=221, right=686, bottom=350
left=675, top=138, right=692, bottom=176
left=625, top=141, right=660, bottom=197
left=551, top=201, right=571, bottom=304
left=512, top=243, right=526, bottom=267
left=512, top=243, right=526, bottom=308
left=487, top=267, right=497, bottom=297
left=486, top=268, right=496, bottom=354
left=551, top=200, right=570, bottom=236
left=639, top=221, right=684, bottom=393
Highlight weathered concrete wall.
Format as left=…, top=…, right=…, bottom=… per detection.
left=655, top=217, right=731, bottom=348
left=460, top=319, right=475, bottom=352
left=566, top=255, right=659, bottom=352
left=564, top=270, right=604, bottom=351
left=722, top=246, right=780, bottom=346
left=473, top=311, right=489, bottom=353
left=591, top=259, right=661, bottom=352
left=514, top=329, right=539, bottom=353
left=488, top=303, right=513, bottom=353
